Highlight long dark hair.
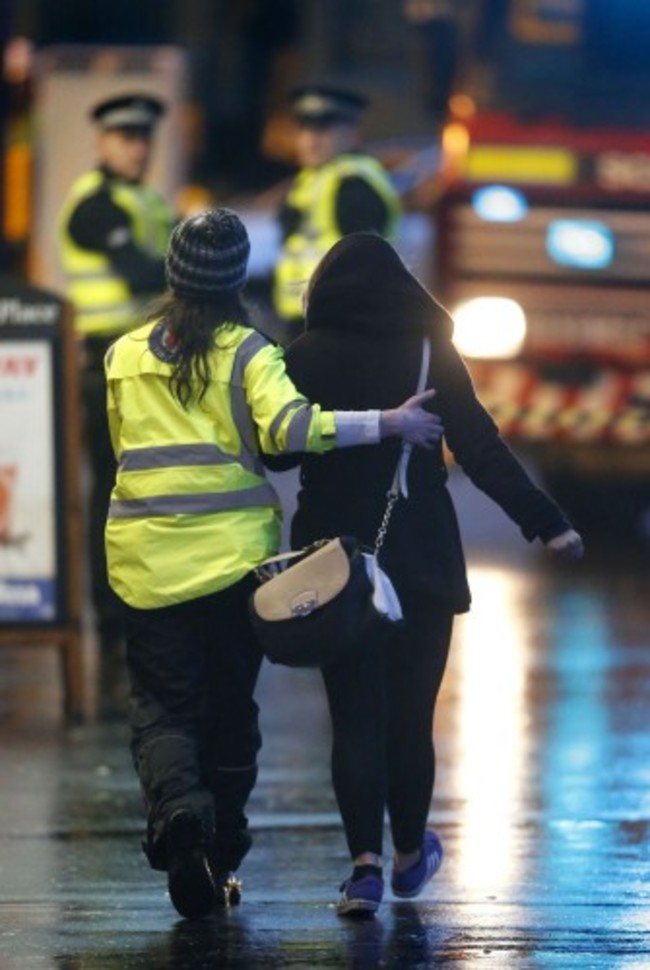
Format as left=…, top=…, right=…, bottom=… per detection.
left=147, top=290, right=252, bottom=408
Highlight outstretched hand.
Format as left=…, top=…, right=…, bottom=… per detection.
left=545, top=529, right=584, bottom=561
left=380, top=389, right=444, bottom=448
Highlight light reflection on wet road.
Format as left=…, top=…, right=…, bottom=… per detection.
left=0, top=468, right=648, bottom=968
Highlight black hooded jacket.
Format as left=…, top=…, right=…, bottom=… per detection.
left=282, top=233, right=571, bottom=613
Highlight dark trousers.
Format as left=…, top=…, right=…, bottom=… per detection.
left=321, top=591, right=453, bottom=859
left=81, top=336, right=123, bottom=646
left=122, top=574, right=263, bottom=871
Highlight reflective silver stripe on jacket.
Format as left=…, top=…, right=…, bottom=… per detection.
left=269, top=398, right=310, bottom=451
left=75, top=302, right=138, bottom=316
left=230, top=330, right=272, bottom=473
left=229, top=384, right=265, bottom=475
left=68, top=271, right=121, bottom=282
left=231, top=331, right=314, bottom=453
left=119, top=443, right=235, bottom=472
left=108, top=481, right=279, bottom=519
left=231, top=330, right=271, bottom=380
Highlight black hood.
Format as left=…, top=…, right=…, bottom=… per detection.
left=304, top=232, right=453, bottom=340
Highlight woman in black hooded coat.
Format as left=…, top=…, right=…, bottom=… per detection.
left=281, top=232, right=583, bottom=917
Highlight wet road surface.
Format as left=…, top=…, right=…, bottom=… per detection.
left=0, top=469, right=649, bottom=968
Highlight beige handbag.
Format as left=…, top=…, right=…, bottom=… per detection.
left=249, top=535, right=400, bottom=667
left=253, top=537, right=357, bottom=622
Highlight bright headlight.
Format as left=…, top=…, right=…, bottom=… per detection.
left=452, top=297, right=527, bottom=359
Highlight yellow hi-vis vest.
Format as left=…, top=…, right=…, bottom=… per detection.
left=59, top=170, right=173, bottom=338
left=104, top=320, right=337, bottom=609
left=273, top=153, right=400, bottom=321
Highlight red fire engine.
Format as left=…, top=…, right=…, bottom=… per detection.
left=431, top=1, right=650, bottom=522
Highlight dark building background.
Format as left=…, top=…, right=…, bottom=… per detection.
left=8, top=0, right=448, bottom=194
left=3, top=1, right=650, bottom=207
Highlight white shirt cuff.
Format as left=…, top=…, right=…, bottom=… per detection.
left=333, top=410, right=381, bottom=447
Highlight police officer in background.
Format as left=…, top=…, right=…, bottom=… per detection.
left=273, top=84, right=400, bottom=340
left=58, top=93, right=174, bottom=705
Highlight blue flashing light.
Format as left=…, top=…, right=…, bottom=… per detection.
left=472, top=185, right=528, bottom=223
left=546, top=220, right=615, bottom=270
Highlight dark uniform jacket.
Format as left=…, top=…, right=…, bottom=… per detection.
left=67, top=165, right=167, bottom=295
left=281, top=233, right=571, bottom=613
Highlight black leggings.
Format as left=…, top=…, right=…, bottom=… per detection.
left=321, top=592, right=453, bottom=859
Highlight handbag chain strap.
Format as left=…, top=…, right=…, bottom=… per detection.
left=373, top=336, right=431, bottom=557
left=374, top=488, right=400, bottom=555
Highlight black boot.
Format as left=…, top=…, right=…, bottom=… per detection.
left=166, top=810, right=216, bottom=919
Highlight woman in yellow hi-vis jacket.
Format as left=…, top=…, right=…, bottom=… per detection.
left=104, top=209, right=443, bottom=920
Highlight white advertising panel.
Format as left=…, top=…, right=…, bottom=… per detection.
left=0, top=339, right=57, bottom=621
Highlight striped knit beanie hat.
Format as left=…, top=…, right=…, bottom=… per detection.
left=165, top=208, right=250, bottom=297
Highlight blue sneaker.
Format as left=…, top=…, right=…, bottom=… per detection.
left=391, top=831, right=443, bottom=898
left=337, top=872, right=384, bottom=918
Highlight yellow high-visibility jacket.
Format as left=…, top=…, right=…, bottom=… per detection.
left=104, top=320, right=337, bottom=609
left=59, top=170, right=173, bottom=338
left=273, top=153, right=400, bottom=321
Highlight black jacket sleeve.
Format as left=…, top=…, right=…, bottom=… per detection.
left=277, top=199, right=301, bottom=242
left=260, top=452, right=301, bottom=471
left=278, top=174, right=391, bottom=240
left=67, top=191, right=166, bottom=294
left=432, top=341, right=571, bottom=542
left=335, top=176, right=391, bottom=235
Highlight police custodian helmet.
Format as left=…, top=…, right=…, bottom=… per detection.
left=90, top=93, right=167, bottom=132
left=290, top=84, right=368, bottom=128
